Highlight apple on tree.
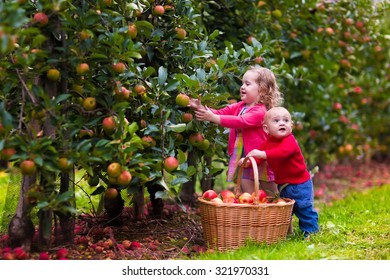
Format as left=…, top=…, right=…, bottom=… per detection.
left=105, top=188, right=119, bottom=200
left=163, top=156, right=179, bottom=172
left=82, top=97, right=96, bottom=111
left=189, top=132, right=205, bottom=147
left=152, top=5, right=165, bottom=16
left=117, top=170, right=132, bottom=186
left=76, top=63, right=90, bottom=75
left=102, top=116, right=117, bottom=135
left=175, top=93, right=190, bottom=107
left=33, top=12, right=48, bottom=25
left=20, top=159, right=37, bottom=176
left=107, top=162, right=122, bottom=178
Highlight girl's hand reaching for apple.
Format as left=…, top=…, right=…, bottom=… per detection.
left=188, top=98, right=202, bottom=109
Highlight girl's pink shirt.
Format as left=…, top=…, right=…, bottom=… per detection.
left=210, top=101, right=267, bottom=156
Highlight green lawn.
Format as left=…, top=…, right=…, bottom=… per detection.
left=195, top=184, right=390, bottom=260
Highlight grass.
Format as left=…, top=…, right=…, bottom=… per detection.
left=195, top=184, right=390, bottom=260
left=0, top=170, right=102, bottom=232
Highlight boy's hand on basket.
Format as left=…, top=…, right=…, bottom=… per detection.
left=247, top=149, right=266, bottom=159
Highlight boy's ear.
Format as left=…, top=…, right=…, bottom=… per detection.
left=263, top=124, right=269, bottom=134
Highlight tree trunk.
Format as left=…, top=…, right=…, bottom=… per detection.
left=147, top=184, right=164, bottom=216
left=133, top=185, right=145, bottom=220
left=201, top=155, right=215, bottom=192
left=180, top=150, right=197, bottom=206
left=7, top=175, right=35, bottom=251
left=54, top=172, right=75, bottom=245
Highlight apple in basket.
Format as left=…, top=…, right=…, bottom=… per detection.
left=211, top=197, right=224, bottom=204
left=238, top=192, right=254, bottom=204
left=223, top=196, right=238, bottom=204
left=252, top=189, right=267, bottom=203
left=220, top=190, right=235, bottom=200
left=202, top=190, right=218, bottom=201
left=276, top=198, right=287, bottom=205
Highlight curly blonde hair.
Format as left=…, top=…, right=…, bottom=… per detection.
left=247, top=66, right=284, bottom=110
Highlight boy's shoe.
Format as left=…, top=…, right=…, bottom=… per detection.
left=303, top=231, right=311, bottom=240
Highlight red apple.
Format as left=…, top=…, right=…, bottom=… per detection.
left=202, top=190, right=218, bottom=201
left=117, top=170, right=132, bottom=186
left=128, top=24, right=137, bottom=39
left=152, top=5, right=165, bottom=16
left=163, top=156, right=179, bottom=172
left=252, top=190, right=267, bottom=203
left=189, top=132, right=205, bottom=147
left=105, top=188, right=119, bottom=199
left=112, top=62, right=126, bottom=74
left=175, top=28, right=187, bottom=40
left=20, top=160, right=37, bottom=176
left=211, top=197, right=223, bottom=204
left=33, top=12, right=48, bottom=25
left=238, top=192, right=254, bottom=204
left=333, top=102, right=342, bottom=110
left=102, top=116, right=117, bottom=134
left=0, top=147, right=16, bottom=160
left=222, top=197, right=238, bottom=204
left=220, top=190, right=235, bottom=199
left=76, top=63, right=90, bottom=75
left=181, top=113, right=193, bottom=123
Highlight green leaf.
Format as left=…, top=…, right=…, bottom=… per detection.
left=177, top=149, right=186, bottom=164
left=166, top=123, right=187, bottom=133
left=143, top=66, right=155, bottom=78
left=91, top=186, right=105, bottom=196
left=127, top=122, right=139, bottom=135
left=209, top=30, right=221, bottom=40
left=158, top=66, right=168, bottom=86
left=171, top=177, right=190, bottom=185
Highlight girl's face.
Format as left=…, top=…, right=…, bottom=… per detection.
left=263, top=107, right=293, bottom=139
left=240, top=70, right=260, bottom=107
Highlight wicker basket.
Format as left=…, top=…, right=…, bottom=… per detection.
left=198, top=156, right=295, bottom=251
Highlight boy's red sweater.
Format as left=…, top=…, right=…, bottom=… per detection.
left=262, top=134, right=310, bottom=185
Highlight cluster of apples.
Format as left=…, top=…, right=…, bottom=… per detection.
left=201, top=189, right=264, bottom=205
left=201, top=189, right=288, bottom=205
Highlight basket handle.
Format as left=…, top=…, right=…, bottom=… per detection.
left=235, top=156, right=260, bottom=205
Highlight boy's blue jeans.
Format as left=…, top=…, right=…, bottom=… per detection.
left=279, top=179, right=319, bottom=234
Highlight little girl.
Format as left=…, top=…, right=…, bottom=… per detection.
left=189, top=66, right=283, bottom=195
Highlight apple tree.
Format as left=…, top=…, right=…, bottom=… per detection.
left=0, top=0, right=236, bottom=250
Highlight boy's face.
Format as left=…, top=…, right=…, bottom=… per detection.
left=263, top=107, right=293, bottom=139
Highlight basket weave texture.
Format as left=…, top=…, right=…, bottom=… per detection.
left=198, top=157, right=295, bottom=251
